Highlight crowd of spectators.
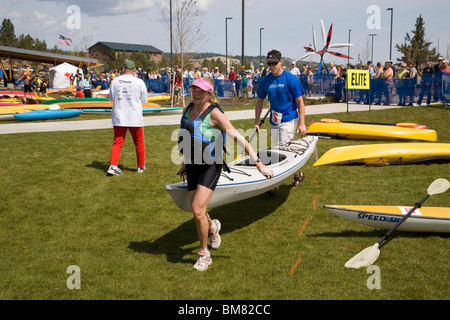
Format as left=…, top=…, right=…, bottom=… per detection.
left=332, top=57, right=450, bottom=105
left=5, top=57, right=449, bottom=105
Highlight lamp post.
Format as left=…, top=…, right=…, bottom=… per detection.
left=259, top=28, right=264, bottom=65
left=387, top=8, right=393, bottom=60
left=170, top=0, right=173, bottom=72
left=369, top=33, right=377, bottom=62
left=225, top=17, right=232, bottom=78
left=169, top=0, right=173, bottom=106
left=348, top=29, right=351, bottom=66
left=241, top=0, right=245, bottom=67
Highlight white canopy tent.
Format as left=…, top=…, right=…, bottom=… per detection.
left=49, top=62, right=83, bottom=88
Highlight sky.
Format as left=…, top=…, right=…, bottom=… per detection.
left=1, top=0, right=449, bottom=67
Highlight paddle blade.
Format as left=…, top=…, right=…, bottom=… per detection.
left=345, top=243, right=380, bottom=269
left=427, top=178, right=450, bottom=196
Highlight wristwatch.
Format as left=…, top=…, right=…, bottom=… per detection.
left=256, top=158, right=261, bottom=163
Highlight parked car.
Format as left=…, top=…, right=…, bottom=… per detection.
left=21, top=66, right=34, bottom=72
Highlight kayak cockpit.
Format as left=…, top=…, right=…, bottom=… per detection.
left=235, top=150, right=287, bottom=166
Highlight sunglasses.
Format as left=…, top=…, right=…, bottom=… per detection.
left=267, top=61, right=279, bottom=67
left=191, top=88, right=209, bottom=94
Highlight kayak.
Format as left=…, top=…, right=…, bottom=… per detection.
left=0, top=90, right=26, bottom=96
left=13, top=109, right=82, bottom=121
left=82, top=107, right=183, bottom=114
left=314, top=143, right=450, bottom=166
left=40, top=98, right=108, bottom=105
left=91, top=89, right=109, bottom=98
left=164, top=135, right=319, bottom=211
left=307, top=118, right=437, bottom=141
left=45, top=101, right=161, bottom=109
left=0, top=102, right=24, bottom=106
left=0, top=97, right=55, bottom=104
left=324, top=205, right=450, bottom=233
left=91, top=90, right=170, bottom=102
left=0, top=104, right=50, bottom=115
left=0, top=114, right=15, bottom=120
left=47, top=88, right=72, bottom=94
left=147, top=94, right=171, bottom=102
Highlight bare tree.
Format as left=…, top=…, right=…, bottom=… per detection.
left=361, top=38, right=370, bottom=65
left=165, top=0, right=207, bottom=106
left=79, top=35, right=93, bottom=56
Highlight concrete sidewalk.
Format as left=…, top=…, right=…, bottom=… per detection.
left=0, top=102, right=400, bottom=135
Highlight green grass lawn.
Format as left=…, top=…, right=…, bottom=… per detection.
left=0, top=105, right=448, bottom=300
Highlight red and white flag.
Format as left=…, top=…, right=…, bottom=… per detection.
left=58, top=34, right=72, bottom=46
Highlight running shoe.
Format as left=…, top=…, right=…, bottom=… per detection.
left=193, top=251, right=212, bottom=271
left=209, top=219, right=221, bottom=250
left=137, top=167, right=147, bottom=173
left=107, top=166, right=123, bottom=176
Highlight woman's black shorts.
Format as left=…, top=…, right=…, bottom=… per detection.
left=186, top=163, right=222, bottom=191
left=24, top=85, right=32, bottom=93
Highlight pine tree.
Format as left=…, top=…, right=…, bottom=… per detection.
left=16, top=34, right=35, bottom=50
left=0, top=18, right=17, bottom=46
left=395, top=15, right=438, bottom=68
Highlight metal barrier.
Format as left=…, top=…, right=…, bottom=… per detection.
left=94, top=73, right=450, bottom=105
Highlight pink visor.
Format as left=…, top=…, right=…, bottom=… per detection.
left=189, top=78, right=214, bottom=92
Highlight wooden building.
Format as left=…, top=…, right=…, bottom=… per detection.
left=88, top=41, right=163, bottom=62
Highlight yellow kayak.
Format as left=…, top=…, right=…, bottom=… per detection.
left=307, top=119, right=437, bottom=141
left=0, top=97, right=55, bottom=104
left=314, top=143, right=450, bottom=166
left=47, top=101, right=162, bottom=109
left=148, top=94, right=171, bottom=102
left=91, top=90, right=171, bottom=103
left=0, top=104, right=50, bottom=115
left=324, top=205, right=450, bottom=232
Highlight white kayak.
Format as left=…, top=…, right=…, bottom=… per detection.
left=164, top=135, right=319, bottom=211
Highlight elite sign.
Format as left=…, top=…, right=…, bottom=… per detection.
left=345, top=69, right=372, bottom=112
left=346, top=69, right=370, bottom=89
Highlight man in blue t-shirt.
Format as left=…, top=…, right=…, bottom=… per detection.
left=255, top=50, right=307, bottom=191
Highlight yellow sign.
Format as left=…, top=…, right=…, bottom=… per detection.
left=346, top=70, right=370, bottom=89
